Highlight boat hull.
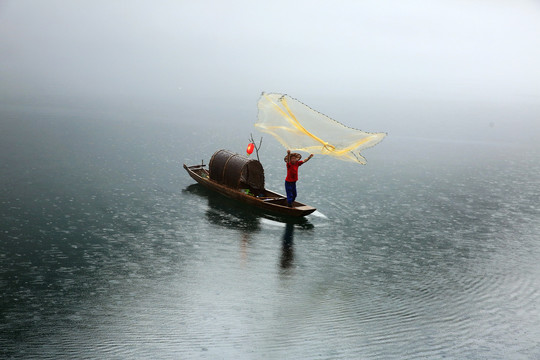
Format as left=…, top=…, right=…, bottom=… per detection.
left=183, top=164, right=316, bottom=217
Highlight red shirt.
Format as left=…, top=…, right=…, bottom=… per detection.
left=286, top=160, right=304, bottom=182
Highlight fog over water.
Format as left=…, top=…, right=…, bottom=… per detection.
left=1, top=1, right=539, bottom=138
left=1, top=1, right=540, bottom=359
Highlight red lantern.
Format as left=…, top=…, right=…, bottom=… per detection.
left=246, top=143, right=255, bottom=155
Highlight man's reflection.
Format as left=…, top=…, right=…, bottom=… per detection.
left=280, top=222, right=295, bottom=269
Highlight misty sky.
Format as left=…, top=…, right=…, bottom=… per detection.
left=1, top=0, right=539, bottom=140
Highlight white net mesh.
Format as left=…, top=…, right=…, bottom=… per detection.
left=255, top=93, right=386, bottom=164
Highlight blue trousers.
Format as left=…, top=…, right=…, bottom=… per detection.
left=285, top=181, right=297, bottom=206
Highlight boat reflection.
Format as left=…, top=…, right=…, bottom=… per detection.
left=183, top=183, right=314, bottom=228
left=183, top=183, right=314, bottom=270
left=183, top=184, right=261, bottom=231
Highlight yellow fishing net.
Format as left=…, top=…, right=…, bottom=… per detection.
left=255, top=93, right=386, bottom=164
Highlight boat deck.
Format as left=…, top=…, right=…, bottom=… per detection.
left=183, top=164, right=316, bottom=217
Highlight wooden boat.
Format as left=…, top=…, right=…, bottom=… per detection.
left=183, top=150, right=316, bottom=217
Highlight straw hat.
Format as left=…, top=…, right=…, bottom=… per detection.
left=284, top=152, right=302, bottom=162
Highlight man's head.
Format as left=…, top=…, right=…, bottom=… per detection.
left=284, top=152, right=302, bottom=164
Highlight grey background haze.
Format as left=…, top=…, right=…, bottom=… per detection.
left=1, top=0, right=539, bottom=144
left=1, top=5, right=540, bottom=357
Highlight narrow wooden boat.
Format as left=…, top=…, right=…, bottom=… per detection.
left=183, top=150, right=316, bottom=217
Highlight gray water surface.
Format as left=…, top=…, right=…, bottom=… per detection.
left=1, top=110, right=540, bottom=359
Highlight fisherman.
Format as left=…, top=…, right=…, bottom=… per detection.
left=284, top=150, right=313, bottom=207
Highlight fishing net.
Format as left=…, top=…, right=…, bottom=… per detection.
left=255, top=93, right=386, bottom=164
